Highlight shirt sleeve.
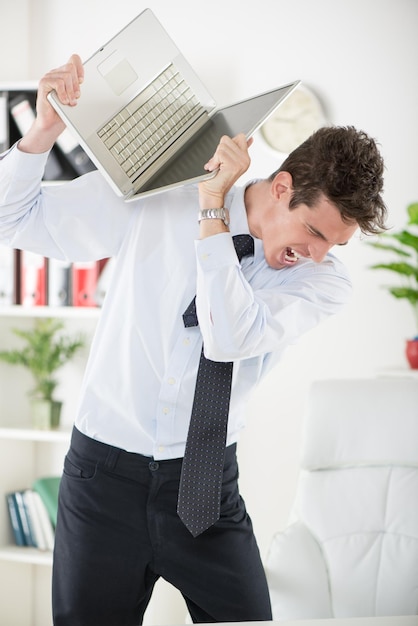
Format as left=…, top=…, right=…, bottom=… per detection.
left=0, top=144, right=135, bottom=261
left=194, top=232, right=352, bottom=362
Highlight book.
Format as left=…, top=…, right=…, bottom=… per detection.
left=22, top=489, right=48, bottom=550
left=31, top=490, right=55, bottom=551
left=6, top=489, right=55, bottom=550
left=6, top=492, right=26, bottom=546
left=13, top=490, right=36, bottom=547
left=32, top=476, right=60, bottom=528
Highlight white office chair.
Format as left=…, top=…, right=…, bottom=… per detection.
left=265, top=377, right=418, bottom=620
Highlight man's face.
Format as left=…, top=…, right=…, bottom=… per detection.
left=259, top=193, right=358, bottom=270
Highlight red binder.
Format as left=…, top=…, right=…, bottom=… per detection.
left=72, top=261, right=100, bottom=307
left=18, top=250, right=47, bottom=306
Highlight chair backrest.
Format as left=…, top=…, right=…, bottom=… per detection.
left=266, top=377, right=418, bottom=619
left=300, top=377, right=418, bottom=470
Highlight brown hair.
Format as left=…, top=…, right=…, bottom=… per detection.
left=268, top=126, right=387, bottom=235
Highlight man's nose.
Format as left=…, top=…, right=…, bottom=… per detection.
left=308, top=241, right=332, bottom=263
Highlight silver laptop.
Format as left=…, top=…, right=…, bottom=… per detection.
left=48, top=8, right=300, bottom=199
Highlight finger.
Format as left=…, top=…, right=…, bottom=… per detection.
left=230, top=133, right=253, bottom=152
left=70, top=53, right=84, bottom=85
left=221, top=134, right=252, bottom=171
left=232, top=132, right=247, bottom=147
left=43, top=54, right=84, bottom=106
left=203, top=135, right=236, bottom=171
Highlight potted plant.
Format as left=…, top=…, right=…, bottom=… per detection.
left=368, top=201, right=418, bottom=368
left=0, top=317, right=84, bottom=429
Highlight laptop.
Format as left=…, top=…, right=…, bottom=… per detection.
left=47, top=8, right=300, bottom=200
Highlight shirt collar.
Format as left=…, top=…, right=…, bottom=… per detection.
left=227, top=180, right=259, bottom=236
left=227, top=180, right=264, bottom=259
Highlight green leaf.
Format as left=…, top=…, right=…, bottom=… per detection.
left=368, top=241, right=411, bottom=257
left=391, top=230, right=418, bottom=253
left=370, top=262, right=418, bottom=280
left=0, top=318, right=84, bottom=402
left=388, top=287, right=418, bottom=304
left=407, top=202, right=418, bottom=225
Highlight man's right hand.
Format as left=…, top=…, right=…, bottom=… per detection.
left=19, top=54, right=84, bottom=155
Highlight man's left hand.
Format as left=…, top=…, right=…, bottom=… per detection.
left=198, top=134, right=253, bottom=209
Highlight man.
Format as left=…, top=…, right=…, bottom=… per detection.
left=0, top=55, right=387, bottom=625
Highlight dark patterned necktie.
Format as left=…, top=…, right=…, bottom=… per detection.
left=177, top=234, right=254, bottom=537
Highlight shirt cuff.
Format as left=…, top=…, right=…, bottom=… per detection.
left=5, top=142, right=50, bottom=180
left=194, top=232, right=239, bottom=272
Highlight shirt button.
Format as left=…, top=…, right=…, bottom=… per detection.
left=158, top=445, right=165, bottom=453
left=162, top=407, right=170, bottom=415
left=168, top=377, right=176, bottom=385
left=183, top=337, right=190, bottom=346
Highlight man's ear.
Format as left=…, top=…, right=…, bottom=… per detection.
left=271, top=171, right=293, bottom=201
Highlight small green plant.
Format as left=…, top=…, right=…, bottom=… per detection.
left=368, top=202, right=418, bottom=338
left=0, top=318, right=84, bottom=401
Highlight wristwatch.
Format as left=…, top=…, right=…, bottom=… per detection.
left=198, top=207, right=230, bottom=227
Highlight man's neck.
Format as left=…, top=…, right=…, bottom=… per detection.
left=244, top=179, right=269, bottom=240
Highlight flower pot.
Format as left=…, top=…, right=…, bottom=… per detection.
left=50, top=400, right=63, bottom=429
left=30, top=398, right=63, bottom=430
left=405, top=339, right=418, bottom=369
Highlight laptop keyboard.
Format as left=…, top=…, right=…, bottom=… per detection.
left=97, top=65, right=204, bottom=179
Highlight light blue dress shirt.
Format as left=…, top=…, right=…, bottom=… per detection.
left=0, top=146, right=352, bottom=459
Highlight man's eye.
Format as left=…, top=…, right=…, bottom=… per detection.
left=308, top=227, right=324, bottom=239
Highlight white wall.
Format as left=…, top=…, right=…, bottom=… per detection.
left=0, top=0, right=31, bottom=79
left=1, top=0, right=418, bottom=623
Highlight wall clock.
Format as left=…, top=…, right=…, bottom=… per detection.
left=260, top=85, right=326, bottom=154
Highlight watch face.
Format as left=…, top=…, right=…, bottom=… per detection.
left=260, top=86, right=325, bottom=154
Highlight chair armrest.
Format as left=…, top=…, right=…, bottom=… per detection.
left=264, top=521, right=332, bottom=620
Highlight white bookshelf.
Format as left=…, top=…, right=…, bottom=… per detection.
left=0, top=426, right=71, bottom=442
left=0, top=421, right=71, bottom=625
left=0, top=424, right=70, bottom=576
left=0, top=304, right=101, bottom=319
left=0, top=306, right=97, bottom=626
left=0, top=545, right=53, bottom=566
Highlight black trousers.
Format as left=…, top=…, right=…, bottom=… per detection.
left=52, top=427, right=272, bottom=626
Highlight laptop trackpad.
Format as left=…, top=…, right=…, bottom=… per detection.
left=98, top=51, right=138, bottom=96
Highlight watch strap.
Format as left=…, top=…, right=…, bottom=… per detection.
left=198, top=207, right=230, bottom=226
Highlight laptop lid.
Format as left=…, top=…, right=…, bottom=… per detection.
left=47, top=9, right=300, bottom=199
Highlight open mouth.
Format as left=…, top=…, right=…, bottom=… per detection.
left=284, top=247, right=301, bottom=264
